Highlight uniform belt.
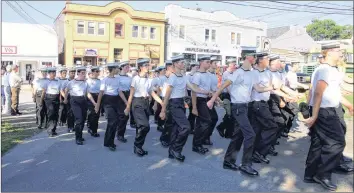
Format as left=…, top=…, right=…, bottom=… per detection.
left=252, top=100, right=267, bottom=103
left=71, top=95, right=86, bottom=98
left=134, top=96, right=149, bottom=100
left=197, top=97, right=207, bottom=101
left=46, top=94, right=59, bottom=97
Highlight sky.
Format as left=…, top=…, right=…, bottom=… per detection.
left=2, top=1, right=353, bottom=29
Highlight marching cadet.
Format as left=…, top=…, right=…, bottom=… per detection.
left=32, top=67, right=48, bottom=129
left=61, top=67, right=76, bottom=133
left=186, top=61, right=199, bottom=134
left=204, top=55, right=220, bottom=146
left=149, top=69, right=158, bottom=116
left=86, top=66, right=101, bottom=138
left=206, top=53, right=274, bottom=176
left=159, top=60, right=174, bottom=147
left=160, top=54, right=211, bottom=162
left=95, top=63, right=120, bottom=151
left=116, top=61, right=132, bottom=143
left=216, top=58, right=238, bottom=139
left=41, top=67, right=61, bottom=137
left=64, top=66, right=88, bottom=145
left=190, top=55, right=214, bottom=155
left=58, top=67, right=68, bottom=126
left=153, top=66, right=166, bottom=131
left=124, top=58, right=163, bottom=157
left=304, top=42, right=353, bottom=191
left=128, top=67, right=137, bottom=128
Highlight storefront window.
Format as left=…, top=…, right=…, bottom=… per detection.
left=1, top=61, right=13, bottom=68
left=98, top=58, right=107, bottom=66
left=74, top=57, right=82, bottom=65
left=42, top=62, right=52, bottom=67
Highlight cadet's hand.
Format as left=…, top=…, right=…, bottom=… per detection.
left=192, top=108, right=198, bottom=116
left=304, top=116, right=317, bottom=128
left=349, top=105, right=354, bottom=116
left=159, top=110, right=166, bottom=120
left=279, top=99, right=286, bottom=108
left=124, top=107, right=130, bottom=116
left=207, top=100, right=214, bottom=109
left=94, top=105, right=100, bottom=114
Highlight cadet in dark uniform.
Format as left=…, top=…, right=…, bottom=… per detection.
left=186, top=62, right=199, bottom=134
left=58, top=67, right=68, bottom=126
left=153, top=66, right=166, bottom=131
left=41, top=67, right=61, bottom=137
left=160, top=54, right=211, bottom=162
left=207, top=54, right=274, bottom=176
left=86, top=66, right=101, bottom=138
left=204, top=56, right=220, bottom=146
left=95, top=63, right=120, bottom=151
left=33, top=67, right=48, bottom=129
left=116, top=61, right=132, bottom=143
left=159, top=60, right=174, bottom=147
left=304, top=42, right=352, bottom=191
left=64, top=66, right=88, bottom=145
left=216, top=58, right=238, bottom=139
left=190, top=55, right=213, bottom=155
left=124, top=58, right=163, bottom=157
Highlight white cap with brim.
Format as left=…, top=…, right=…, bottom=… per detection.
left=119, top=61, right=129, bottom=68
left=226, top=58, right=237, bottom=64
left=210, top=56, right=221, bottom=61
left=47, top=67, right=57, bottom=72
left=106, top=63, right=119, bottom=68
left=198, top=55, right=211, bottom=62
left=39, top=67, right=48, bottom=72
left=321, top=42, right=340, bottom=50
left=76, top=66, right=87, bottom=71
left=136, top=58, right=150, bottom=67
left=171, top=54, right=185, bottom=63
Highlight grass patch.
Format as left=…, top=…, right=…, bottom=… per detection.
left=1, top=122, right=42, bottom=155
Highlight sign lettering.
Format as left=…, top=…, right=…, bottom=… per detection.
left=185, top=47, right=220, bottom=54
left=2, top=46, right=17, bottom=54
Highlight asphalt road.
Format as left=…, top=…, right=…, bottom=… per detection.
left=1, top=88, right=353, bottom=192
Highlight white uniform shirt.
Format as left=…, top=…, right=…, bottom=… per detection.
left=66, top=79, right=88, bottom=96
left=286, top=71, right=298, bottom=90
left=1, top=72, right=10, bottom=87
left=86, top=78, right=101, bottom=94
left=309, top=64, right=343, bottom=108
left=191, top=71, right=212, bottom=98
left=227, top=68, right=255, bottom=103
left=33, top=78, right=48, bottom=92
left=222, top=70, right=233, bottom=93
left=186, top=72, right=194, bottom=91
left=45, top=79, right=62, bottom=95
left=131, top=75, right=152, bottom=97
left=118, top=75, right=132, bottom=92
left=209, top=71, right=218, bottom=92
left=158, top=75, right=168, bottom=97
left=251, top=69, right=272, bottom=101
left=160, top=76, right=169, bottom=98
left=166, top=73, right=187, bottom=99
left=100, top=76, right=120, bottom=96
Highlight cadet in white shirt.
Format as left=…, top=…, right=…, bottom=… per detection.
left=58, top=67, right=68, bottom=127
left=64, top=66, right=88, bottom=145
left=41, top=67, right=61, bottom=137
left=159, top=60, right=174, bottom=147
left=304, top=43, right=353, bottom=191
left=95, top=63, right=120, bottom=151
left=153, top=66, right=166, bottom=131
left=86, top=66, right=101, bottom=138
left=61, top=67, right=76, bottom=133
left=124, top=58, right=163, bottom=157
left=190, top=55, right=214, bottom=155
left=204, top=55, right=220, bottom=146
left=186, top=61, right=199, bottom=134
left=216, top=58, right=238, bottom=139
left=128, top=67, right=138, bottom=128
left=160, top=54, right=211, bottom=162
left=116, top=61, right=132, bottom=143
left=33, top=67, right=48, bottom=129
left=207, top=54, right=274, bottom=176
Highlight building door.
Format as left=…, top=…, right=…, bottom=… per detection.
left=25, top=64, right=32, bottom=81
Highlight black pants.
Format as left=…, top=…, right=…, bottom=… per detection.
left=169, top=98, right=191, bottom=153
left=155, top=102, right=164, bottom=127
left=187, top=90, right=196, bottom=132
left=250, top=101, right=279, bottom=156
left=304, top=107, right=345, bottom=179
left=268, top=95, right=287, bottom=144
left=66, top=95, right=75, bottom=129
left=70, top=96, right=88, bottom=140
left=35, top=92, right=47, bottom=128
left=206, top=98, right=218, bottom=140
left=132, top=97, right=150, bottom=148
left=160, top=104, right=173, bottom=144
left=130, top=109, right=136, bottom=126
left=117, top=91, right=130, bottom=137
left=58, top=95, right=67, bottom=124
left=44, top=94, right=60, bottom=134
left=335, top=104, right=349, bottom=165
left=192, top=97, right=211, bottom=147
left=225, top=103, right=256, bottom=166
left=103, top=95, right=119, bottom=147
left=217, top=93, right=234, bottom=138
left=87, top=93, right=100, bottom=134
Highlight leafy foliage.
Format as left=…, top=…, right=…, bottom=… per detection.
left=306, top=19, right=353, bottom=41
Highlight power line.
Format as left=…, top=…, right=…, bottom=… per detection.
left=215, top=1, right=353, bottom=15
left=22, top=1, right=56, bottom=20
left=271, top=1, right=354, bottom=11
left=319, top=1, right=353, bottom=9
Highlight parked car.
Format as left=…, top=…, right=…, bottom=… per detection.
left=296, top=72, right=311, bottom=83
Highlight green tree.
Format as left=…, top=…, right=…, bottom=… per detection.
left=306, top=19, right=353, bottom=41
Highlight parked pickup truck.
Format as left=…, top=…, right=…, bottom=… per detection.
left=296, top=73, right=311, bottom=83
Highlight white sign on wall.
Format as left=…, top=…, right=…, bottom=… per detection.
left=2, top=46, right=17, bottom=54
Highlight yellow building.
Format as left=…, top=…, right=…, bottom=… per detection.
left=54, top=1, right=165, bottom=67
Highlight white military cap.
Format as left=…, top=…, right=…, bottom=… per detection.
left=226, top=58, right=237, bottom=64
left=321, top=42, right=340, bottom=50
left=68, top=67, right=76, bottom=72
left=106, top=63, right=119, bottom=68
left=255, top=52, right=269, bottom=58
left=198, top=55, right=211, bottom=61
left=171, top=54, right=185, bottom=63
left=38, top=67, right=48, bottom=72
left=47, top=67, right=57, bottom=72
left=58, top=67, right=67, bottom=72
left=75, top=65, right=87, bottom=71
left=164, top=60, right=173, bottom=67
left=269, top=54, right=280, bottom=61
left=210, top=55, right=221, bottom=61
left=118, top=61, right=129, bottom=68
left=155, top=66, right=165, bottom=72
left=136, top=58, right=150, bottom=67
left=190, top=61, right=199, bottom=67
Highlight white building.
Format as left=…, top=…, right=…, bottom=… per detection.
left=164, top=4, right=267, bottom=66
left=1, top=22, right=58, bottom=81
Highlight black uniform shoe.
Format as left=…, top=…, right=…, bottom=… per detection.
left=216, top=125, right=225, bottom=138
left=343, top=155, right=353, bottom=163
left=252, top=156, right=261, bottom=163
left=192, top=146, right=206, bottom=155
left=333, top=164, right=354, bottom=174
left=117, top=136, right=127, bottom=143
left=92, top=133, right=100, bottom=137
left=52, top=132, right=58, bottom=136
left=16, top=111, right=22, bottom=115
left=253, top=151, right=270, bottom=164
left=168, top=149, right=185, bottom=162
left=134, top=146, right=146, bottom=157
left=269, top=147, right=278, bottom=156
left=239, top=165, right=259, bottom=176
left=275, top=141, right=280, bottom=145
left=303, top=176, right=317, bottom=183
left=157, top=126, right=164, bottom=132
left=202, top=146, right=209, bottom=152
left=37, top=126, right=42, bottom=129
left=223, top=161, right=238, bottom=171
left=313, top=176, right=337, bottom=191
left=67, top=128, right=73, bottom=133
left=281, top=132, right=289, bottom=138
left=161, top=140, right=169, bottom=147
left=80, top=138, right=85, bottom=141
left=76, top=139, right=83, bottom=145
left=203, top=139, right=213, bottom=146
left=104, top=144, right=116, bottom=151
